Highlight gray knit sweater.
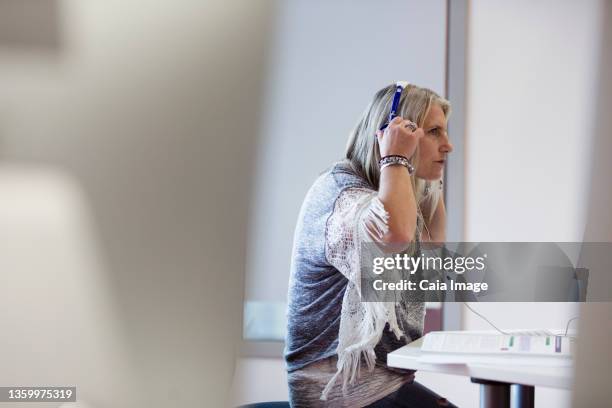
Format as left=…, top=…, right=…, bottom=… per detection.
left=284, top=160, right=425, bottom=406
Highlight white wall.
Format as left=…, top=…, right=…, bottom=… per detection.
left=463, top=1, right=603, bottom=407
left=231, top=358, right=288, bottom=406
left=572, top=1, right=612, bottom=405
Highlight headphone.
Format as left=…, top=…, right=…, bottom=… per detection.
left=379, top=81, right=410, bottom=131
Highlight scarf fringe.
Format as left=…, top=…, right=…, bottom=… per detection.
left=320, top=191, right=418, bottom=401
left=320, top=301, right=405, bottom=400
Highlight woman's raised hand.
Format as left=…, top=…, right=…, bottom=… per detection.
left=376, top=116, right=423, bottom=159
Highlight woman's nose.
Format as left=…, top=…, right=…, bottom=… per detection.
left=440, top=141, right=453, bottom=154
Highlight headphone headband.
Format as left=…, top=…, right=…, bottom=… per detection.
left=380, top=81, right=410, bottom=131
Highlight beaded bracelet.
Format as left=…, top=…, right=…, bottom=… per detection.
left=379, top=155, right=415, bottom=174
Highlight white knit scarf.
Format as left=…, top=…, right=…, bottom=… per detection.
left=322, top=189, right=422, bottom=400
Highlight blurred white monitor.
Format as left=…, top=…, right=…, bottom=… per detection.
left=0, top=165, right=138, bottom=408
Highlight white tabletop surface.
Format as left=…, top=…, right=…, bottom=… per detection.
left=387, top=337, right=573, bottom=389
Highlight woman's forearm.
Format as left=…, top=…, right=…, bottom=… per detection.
left=374, top=115, right=423, bottom=245
left=378, top=166, right=418, bottom=244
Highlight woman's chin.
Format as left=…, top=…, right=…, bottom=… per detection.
left=416, top=171, right=443, bottom=181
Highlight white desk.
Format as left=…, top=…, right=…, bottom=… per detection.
left=388, top=337, right=573, bottom=408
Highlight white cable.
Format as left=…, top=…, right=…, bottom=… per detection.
left=463, top=302, right=578, bottom=338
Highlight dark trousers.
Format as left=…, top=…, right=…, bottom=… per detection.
left=366, top=380, right=457, bottom=408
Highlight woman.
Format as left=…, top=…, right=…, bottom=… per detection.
left=284, top=82, right=456, bottom=407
